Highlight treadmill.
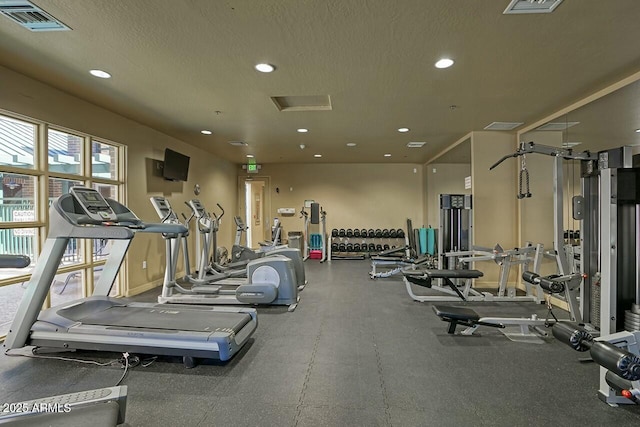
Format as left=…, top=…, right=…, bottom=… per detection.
left=3, top=187, right=257, bottom=365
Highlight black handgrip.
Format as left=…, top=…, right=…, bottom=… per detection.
left=552, top=322, right=593, bottom=352
left=591, top=341, right=640, bottom=381
left=0, top=255, right=31, bottom=269
left=489, top=153, right=519, bottom=170
left=216, top=203, right=225, bottom=219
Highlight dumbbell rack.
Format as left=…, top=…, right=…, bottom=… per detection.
left=329, top=228, right=405, bottom=261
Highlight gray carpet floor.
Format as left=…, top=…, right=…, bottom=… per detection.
left=2, top=260, right=640, bottom=426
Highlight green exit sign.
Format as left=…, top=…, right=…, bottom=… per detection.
left=244, top=163, right=261, bottom=174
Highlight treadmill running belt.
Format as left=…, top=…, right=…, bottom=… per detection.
left=77, top=306, right=251, bottom=333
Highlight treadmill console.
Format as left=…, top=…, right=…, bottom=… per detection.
left=70, top=187, right=118, bottom=222
left=150, top=196, right=177, bottom=221
left=188, top=199, right=206, bottom=218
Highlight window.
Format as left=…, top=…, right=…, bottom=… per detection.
left=92, top=140, right=118, bottom=180
left=0, top=116, right=36, bottom=169
left=48, top=129, right=83, bottom=175
left=0, top=111, right=126, bottom=340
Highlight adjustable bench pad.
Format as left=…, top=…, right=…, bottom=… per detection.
left=433, top=305, right=480, bottom=321
left=403, top=269, right=483, bottom=279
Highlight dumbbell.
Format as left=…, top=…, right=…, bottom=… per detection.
left=353, top=243, right=361, bottom=252
left=353, top=229, right=361, bottom=237
left=376, top=244, right=383, bottom=252
left=346, top=243, right=354, bottom=252
left=338, top=243, right=347, bottom=252
left=389, top=229, right=397, bottom=238
left=346, top=229, right=354, bottom=238
left=397, top=229, right=405, bottom=238
left=360, top=229, right=368, bottom=238
left=331, top=242, right=339, bottom=252
left=368, top=243, right=376, bottom=252
left=331, top=229, right=339, bottom=237
left=375, top=229, right=383, bottom=238
left=339, top=228, right=346, bottom=237
left=368, top=229, right=375, bottom=238
left=382, top=229, right=389, bottom=238
left=383, top=244, right=390, bottom=251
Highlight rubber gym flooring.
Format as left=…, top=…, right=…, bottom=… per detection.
left=2, top=260, right=640, bottom=426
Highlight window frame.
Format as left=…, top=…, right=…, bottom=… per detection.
left=0, top=109, right=127, bottom=339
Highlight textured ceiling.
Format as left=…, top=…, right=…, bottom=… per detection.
left=522, top=79, right=640, bottom=151
left=0, top=0, right=639, bottom=164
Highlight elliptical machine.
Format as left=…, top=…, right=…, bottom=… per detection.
left=150, top=196, right=301, bottom=310
left=231, top=216, right=287, bottom=262
left=185, top=198, right=307, bottom=290
left=231, top=216, right=263, bottom=262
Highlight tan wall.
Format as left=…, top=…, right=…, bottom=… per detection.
left=0, top=65, right=237, bottom=295
left=470, top=131, right=518, bottom=285
left=424, top=162, right=471, bottom=229
left=240, top=163, right=425, bottom=241
left=518, top=131, right=564, bottom=276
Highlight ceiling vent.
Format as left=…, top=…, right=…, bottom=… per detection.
left=503, top=0, right=563, bottom=14
left=535, top=121, right=579, bottom=131
left=483, top=122, right=524, bottom=131
left=407, top=142, right=426, bottom=148
left=271, top=95, right=332, bottom=112
left=0, top=0, right=70, bottom=31
left=228, top=141, right=248, bottom=147
left=561, top=142, right=581, bottom=148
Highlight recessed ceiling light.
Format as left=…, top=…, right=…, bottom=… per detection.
left=314, top=154, right=322, bottom=158
left=397, top=127, right=410, bottom=133
left=384, top=153, right=392, bottom=157
left=246, top=154, right=254, bottom=158
left=297, top=128, right=308, bottom=133
left=89, top=69, right=111, bottom=79
left=435, top=58, right=454, bottom=69
left=201, top=130, right=212, bottom=135
left=346, top=142, right=357, bottom=147
left=255, top=63, right=275, bottom=73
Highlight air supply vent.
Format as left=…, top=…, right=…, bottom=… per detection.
left=271, top=95, right=332, bottom=112
left=407, top=142, right=426, bottom=148
left=535, top=121, right=579, bottom=131
left=228, top=141, right=248, bottom=147
left=561, top=142, right=581, bottom=148
left=503, top=0, right=563, bottom=14
left=483, top=122, right=524, bottom=131
left=0, top=0, right=70, bottom=31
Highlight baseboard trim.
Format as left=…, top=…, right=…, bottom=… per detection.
left=125, top=279, right=161, bottom=297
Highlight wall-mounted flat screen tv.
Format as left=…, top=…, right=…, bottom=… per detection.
left=163, top=148, right=190, bottom=182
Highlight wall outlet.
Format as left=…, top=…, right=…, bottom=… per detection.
left=142, top=261, right=147, bottom=269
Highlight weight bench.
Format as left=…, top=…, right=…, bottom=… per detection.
left=369, top=255, right=433, bottom=279
left=403, top=269, right=484, bottom=301
left=431, top=271, right=584, bottom=343
left=433, top=305, right=505, bottom=334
